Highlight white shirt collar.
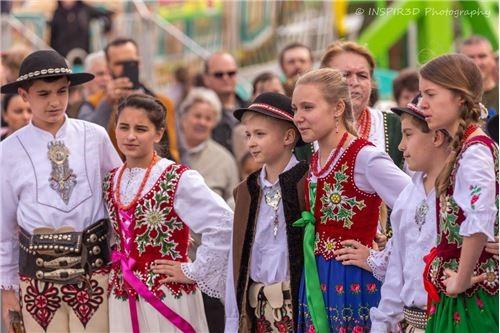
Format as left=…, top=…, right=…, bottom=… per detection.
left=259, top=154, right=299, bottom=188
left=27, top=114, right=69, bottom=139
left=411, top=171, right=435, bottom=199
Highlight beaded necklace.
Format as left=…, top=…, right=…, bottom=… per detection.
left=463, top=124, right=479, bottom=142
left=356, top=108, right=371, bottom=139
left=115, top=152, right=159, bottom=211
left=311, top=132, right=348, bottom=177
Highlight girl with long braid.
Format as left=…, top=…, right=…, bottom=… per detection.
left=421, top=54, right=498, bottom=332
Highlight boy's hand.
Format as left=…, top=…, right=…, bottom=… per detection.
left=334, top=240, right=371, bottom=272
left=1, top=290, right=22, bottom=333
left=485, top=236, right=499, bottom=260
left=152, top=260, right=195, bottom=284
left=442, top=268, right=486, bottom=297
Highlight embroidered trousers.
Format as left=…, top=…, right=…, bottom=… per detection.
left=248, top=281, right=294, bottom=333
left=19, top=270, right=109, bottom=333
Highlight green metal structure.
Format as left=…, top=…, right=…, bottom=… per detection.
left=358, top=0, right=498, bottom=66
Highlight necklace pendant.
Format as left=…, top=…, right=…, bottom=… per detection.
left=47, top=140, right=76, bottom=204
left=273, top=216, right=279, bottom=239
left=265, top=189, right=282, bottom=211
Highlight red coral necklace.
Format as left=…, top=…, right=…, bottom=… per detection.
left=311, top=131, right=349, bottom=177
left=356, top=108, right=371, bottom=139
left=115, top=152, right=159, bottom=210
left=463, top=124, right=479, bottom=142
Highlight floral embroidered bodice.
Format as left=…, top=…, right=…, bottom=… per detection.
left=309, top=138, right=382, bottom=260
left=427, top=136, right=499, bottom=296
left=103, top=163, right=196, bottom=300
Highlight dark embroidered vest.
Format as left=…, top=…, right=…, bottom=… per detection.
left=233, top=161, right=308, bottom=332
left=310, top=138, right=382, bottom=260
left=103, top=163, right=197, bottom=300
left=428, top=136, right=499, bottom=296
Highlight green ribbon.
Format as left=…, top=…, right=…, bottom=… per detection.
left=293, top=210, right=329, bottom=333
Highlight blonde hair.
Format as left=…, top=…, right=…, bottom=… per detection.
left=320, top=40, right=375, bottom=76
left=241, top=111, right=299, bottom=147
left=419, top=53, right=483, bottom=196
left=295, top=68, right=358, bottom=136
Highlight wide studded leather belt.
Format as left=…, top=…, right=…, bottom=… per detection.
left=403, top=306, right=428, bottom=330
left=18, top=219, right=110, bottom=284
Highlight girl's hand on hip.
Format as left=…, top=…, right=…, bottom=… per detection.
left=152, top=260, right=195, bottom=284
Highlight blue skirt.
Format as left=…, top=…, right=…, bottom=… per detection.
left=297, top=255, right=381, bottom=333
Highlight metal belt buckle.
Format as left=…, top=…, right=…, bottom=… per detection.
left=35, top=256, right=81, bottom=269
left=35, top=268, right=85, bottom=283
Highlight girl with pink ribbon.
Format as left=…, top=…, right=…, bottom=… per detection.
left=104, top=94, right=233, bottom=332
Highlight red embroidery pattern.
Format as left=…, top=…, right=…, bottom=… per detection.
left=335, top=284, right=344, bottom=294
left=256, top=317, right=273, bottom=333
left=23, top=279, right=61, bottom=331
left=310, top=139, right=382, bottom=261
left=350, top=283, right=361, bottom=294
left=61, top=278, right=104, bottom=327
left=274, top=315, right=293, bottom=332
left=104, top=163, right=197, bottom=300
left=366, top=283, right=378, bottom=293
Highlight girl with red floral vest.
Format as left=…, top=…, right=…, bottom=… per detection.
left=103, top=94, right=233, bottom=333
left=291, top=68, right=410, bottom=332
left=420, top=54, right=498, bottom=332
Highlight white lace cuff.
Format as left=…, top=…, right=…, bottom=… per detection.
left=181, top=261, right=226, bottom=299
left=0, top=276, right=19, bottom=292
left=367, top=249, right=390, bottom=282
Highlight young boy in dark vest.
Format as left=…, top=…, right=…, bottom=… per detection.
left=224, top=92, right=307, bottom=332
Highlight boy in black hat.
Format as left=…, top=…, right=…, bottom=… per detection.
left=225, top=92, right=307, bottom=332
left=0, top=49, right=121, bottom=332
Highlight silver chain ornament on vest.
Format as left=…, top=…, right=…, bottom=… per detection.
left=264, top=188, right=282, bottom=239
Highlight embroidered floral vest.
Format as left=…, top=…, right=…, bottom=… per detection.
left=428, top=136, right=499, bottom=297
left=103, top=163, right=197, bottom=300
left=309, top=138, right=382, bottom=260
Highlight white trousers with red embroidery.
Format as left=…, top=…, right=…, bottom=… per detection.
left=19, top=269, right=109, bottom=333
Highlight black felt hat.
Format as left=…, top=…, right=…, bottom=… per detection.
left=1, top=49, right=94, bottom=94
left=233, top=92, right=305, bottom=146
left=391, top=93, right=425, bottom=120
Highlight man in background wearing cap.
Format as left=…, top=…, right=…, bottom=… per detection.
left=0, top=49, right=121, bottom=332
left=224, top=92, right=307, bottom=332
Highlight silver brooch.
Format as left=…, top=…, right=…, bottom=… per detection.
left=414, top=199, right=429, bottom=232
left=47, top=141, right=77, bottom=204
left=264, top=188, right=282, bottom=238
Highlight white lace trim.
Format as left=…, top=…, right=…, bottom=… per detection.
left=1, top=283, right=19, bottom=291
left=179, top=208, right=232, bottom=300
left=367, top=249, right=389, bottom=282
left=181, top=263, right=223, bottom=299
left=114, top=159, right=174, bottom=205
